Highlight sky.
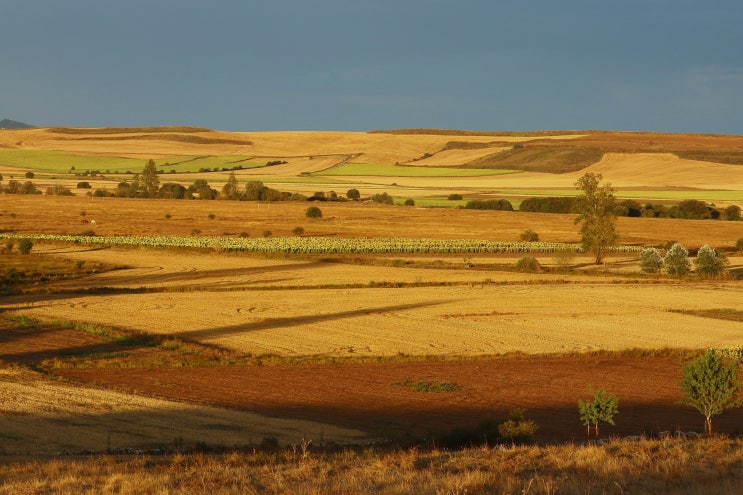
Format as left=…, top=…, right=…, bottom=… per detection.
left=2, top=0, right=742, bottom=134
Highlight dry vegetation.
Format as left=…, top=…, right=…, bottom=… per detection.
left=1, top=127, right=743, bottom=491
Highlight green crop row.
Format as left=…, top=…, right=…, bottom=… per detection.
left=0, top=233, right=643, bottom=255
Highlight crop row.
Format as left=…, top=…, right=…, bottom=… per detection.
left=0, top=233, right=644, bottom=255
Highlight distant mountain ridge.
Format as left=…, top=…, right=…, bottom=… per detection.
left=0, top=119, right=33, bottom=129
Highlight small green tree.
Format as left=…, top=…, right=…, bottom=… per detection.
left=305, top=206, right=322, bottom=218
left=578, top=389, right=619, bottom=438
left=141, top=159, right=160, bottom=198
left=680, top=349, right=741, bottom=435
left=573, top=173, right=617, bottom=264
left=222, top=171, right=241, bottom=200
left=639, top=247, right=664, bottom=273
left=664, top=242, right=691, bottom=276
left=694, top=244, right=728, bottom=277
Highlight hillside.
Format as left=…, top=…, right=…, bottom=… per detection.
left=0, top=119, right=33, bottom=129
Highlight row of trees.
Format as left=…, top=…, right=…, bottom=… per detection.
left=639, top=244, right=728, bottom=276
left=581, top=349, right=741, bottom=438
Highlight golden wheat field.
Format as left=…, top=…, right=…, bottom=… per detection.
left=1, top=127, right=743, bottom=459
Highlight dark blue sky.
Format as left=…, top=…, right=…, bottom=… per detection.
left=3, top=0, right=742, bottom=133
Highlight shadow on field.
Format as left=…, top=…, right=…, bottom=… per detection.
left=34, top=365, right=743, bottom=448
left=176, top=300, right=455, bottom=340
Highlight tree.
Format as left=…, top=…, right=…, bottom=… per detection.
left=578, top=388, right=619, bottom=438
left=573, top=173, right=617, bottom=264
left=723, top=205, right=741, bottom=221
left=694, top=244, right=728, bottom=277
left=639, top=247, right=664, bottom=273
left=680, top=349, right=741, bottom=434
left=222, top=171, right=241, bottom=200
left=346, top=188, right=360, bottom=201
left=663, top=242, right=691, bottom=276
left=141, top=159, right=160, bottom=197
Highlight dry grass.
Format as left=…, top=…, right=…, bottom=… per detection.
left=2, top=437, right=743, bottom=494
left=0, top=368, right=365, bottom=454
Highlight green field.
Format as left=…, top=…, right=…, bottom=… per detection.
left=495, top=189, right=743, bottom=202
left=316, top=163, right=520, bottom=177
left=0, top=150, right=266, bottom=174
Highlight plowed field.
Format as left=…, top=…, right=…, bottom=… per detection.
left=56, top=355, right=743, bottom=444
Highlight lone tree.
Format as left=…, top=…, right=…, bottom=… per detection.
left=578, top=388, right=619, bottom=438
left=573, top=173, right=617, bottom=264
left=680, top=349, right=741, bottom=435
left=141, top=159, right=160, bottom=197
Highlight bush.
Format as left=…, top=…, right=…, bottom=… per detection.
left=305, top=206, right=323, bottom=218
left=497, top=409, right=538, bottom=444
left=737, top=238, right=743, bottom=253
left=404, top=198, right=415, bottom=206
left=370, top=192, right=394, bottom=205
left=464, top=199, right=513, bottom=211
left=262, top=230, right=272, bottom=238
left=448, top=193, right=463, bottom=201
left=515, top=256, right=541, bottom=273
left=17, top=238, right=33, bottom=255
left=724, top=205, right=741, bottom=221
left=292, top=226, right=305, bottom=236
left=664, top=243, right=691, bottom=276
left=519, top=229, right=539, bottom=242
left=519, top=196, right=576, bottom=213
left=639, top=247, right=664, bottom=273
left=346, top=188, right=360, bottom=200
left=76, top=181, right=92, bottom=189
left=694, top=245, right=728, bottom=277
left=25, top=171, right=35, bottom=179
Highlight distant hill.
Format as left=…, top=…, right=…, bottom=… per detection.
left=0, top=119, right=33, bottom=129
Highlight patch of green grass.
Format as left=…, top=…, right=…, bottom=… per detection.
left=3, top=315, right=40, bottom=328
left=316, top=163, right=519, bottom=177
left=0, top=149, right=265, bottom=174
left=394, top=381, right=463, bottom=392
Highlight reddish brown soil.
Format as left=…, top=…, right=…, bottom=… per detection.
left=57, top=356, right=743, bottom=444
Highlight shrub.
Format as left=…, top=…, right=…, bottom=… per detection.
left=305, top=206, right=323, bottom=218
left=25, top=171, right=35, bottom=179
left=262, top=230, right=272, bottom=238
left=370, top=192, right=394, bottom=205
left=664, top=243, right=691, bottom=276
left=639, top=247, right=664, bottom=273
left=675, top=199, right=712, bottom=220
left=448, top=193, right=463, bottom=201
left=404, top=198, right=415, bottom=206
left=208, top=213, right=216, bottom=220
left=346, top=188, right=360, bottom=200
left=17, top=238, right=33, bottom=255
left=76, top=181, right=92, bottom=189
left=723, top=205, right=741, bottom=221
left=519, top=196, right=576, bottom=213
left=519, top=229, right=539, bottom=242
left=292, top=226, right=305, bottom=236
left=464, top=199, right=513, bottom=211
left=737, top=238, right=743, bottom=253
left=694, top=244, right=728, bottom=277
left=515, top=256, right=541, bottom=273
left=497, top=409, right=538, bottom=444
